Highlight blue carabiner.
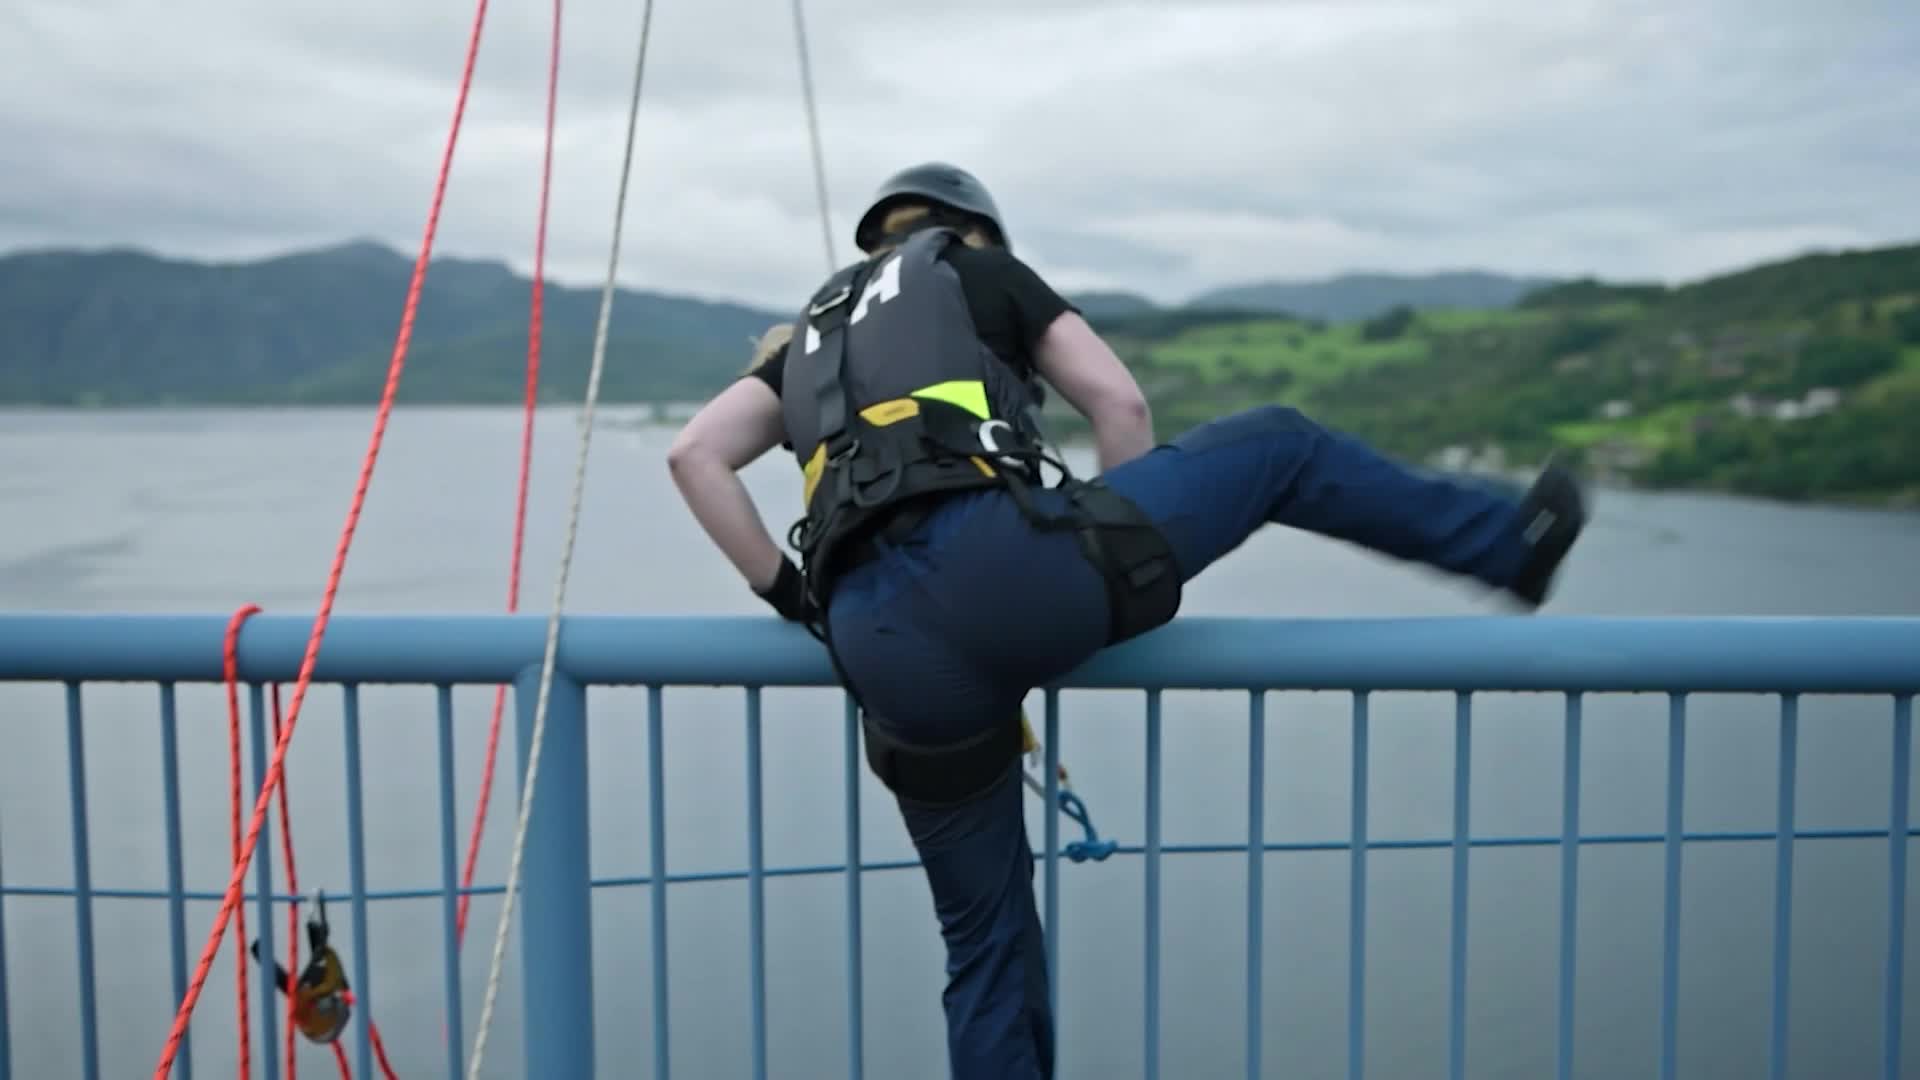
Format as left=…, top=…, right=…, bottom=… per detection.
left=1056, top=788, right=1118, bottom=863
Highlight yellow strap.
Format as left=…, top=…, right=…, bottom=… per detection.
left=796, top=384, right=996, bottom=504
left=860, top=398, right=918, bottom=426
left=800, top=443, right=826, bottom=505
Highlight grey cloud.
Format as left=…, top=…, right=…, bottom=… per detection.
left=970, top=0, right=1920, bottom=295
left=2, top=0, right=1915, bottom=310
left=1016, top=223, right=1193, bottom=281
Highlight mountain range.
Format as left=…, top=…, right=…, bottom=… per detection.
left=1100, top=270, right=1559, bottom=322
left=0, top=239, right=1558, bottom=406
left=0, top=240, right=779, bottom=406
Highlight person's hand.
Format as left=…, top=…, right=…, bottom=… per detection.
left=754, top=556, right=818, bottom=624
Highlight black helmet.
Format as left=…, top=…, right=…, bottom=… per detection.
left=853, top=162, right=1009, bottom=253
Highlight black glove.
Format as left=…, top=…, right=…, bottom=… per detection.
left=755, top=556, right=817, bottom=624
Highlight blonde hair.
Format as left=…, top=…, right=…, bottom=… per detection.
left=873, top=203, right=993, bottom=252
left=746, top=321, right=795, bottom=373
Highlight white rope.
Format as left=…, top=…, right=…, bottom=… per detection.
left=790, top=0, right=836, bottom=272
left=463, top=0, right=656, bottom=1073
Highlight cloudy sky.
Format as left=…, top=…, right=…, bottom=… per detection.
left=3, top=0, right=1915, bottom=309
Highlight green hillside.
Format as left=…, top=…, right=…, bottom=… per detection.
left=1187, top=270, right=1558, bottom=321
left=1072, top=243, right=1920, bottom=506
left=0, top=241, right=787, bottom=406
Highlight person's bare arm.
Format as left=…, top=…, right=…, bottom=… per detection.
left=666, top=377, right=790, bottom=592
left=1032, top=310, right=1155, bottom=470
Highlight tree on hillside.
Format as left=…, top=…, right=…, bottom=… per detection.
left=1793, top=337, right=1900, bottom=390
left=1360, top=305, right=1415, bottom=342
left=1895, top=307, right=1920, bottom=345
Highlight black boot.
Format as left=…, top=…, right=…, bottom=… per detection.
left=1506, top=458, right=1587, bottom=610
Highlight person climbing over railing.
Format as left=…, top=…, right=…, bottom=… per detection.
left=666, top=161, right=1588, bottom=1080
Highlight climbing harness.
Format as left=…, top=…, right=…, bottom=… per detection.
left=775, top=220, right=1170, bottom=807
left=250, top=889, right=352, bottom=1045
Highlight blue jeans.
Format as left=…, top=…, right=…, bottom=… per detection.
left=824, top=405, right=1534, bottom=1078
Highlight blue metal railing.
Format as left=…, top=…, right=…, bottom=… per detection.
left=1, top=612, right=1917, bottom=1080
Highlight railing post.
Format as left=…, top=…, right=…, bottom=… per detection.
left=514, top=666, right=595, bottom=1079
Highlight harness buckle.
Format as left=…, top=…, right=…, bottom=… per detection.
left=825, top=433, right=859, bottom=466
left=809, top=286, right=851, bottom=317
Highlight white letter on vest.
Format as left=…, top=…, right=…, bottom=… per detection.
left=850, top=254, right=903, bottom=325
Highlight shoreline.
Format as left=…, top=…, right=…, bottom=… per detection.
left=6, top=402, right=1915, bottom=514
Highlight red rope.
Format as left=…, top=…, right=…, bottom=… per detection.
left=457, top=0, right=562, bottom=947
left=147, top=0, right=494, bottom=1072
left=222, top=615, right=401, bottom=1080
left=267, top=683, right=302, bottom=1080
left=341, top=989, right=400, bottom=1077
left=223, top=605, right=259, bottom=1080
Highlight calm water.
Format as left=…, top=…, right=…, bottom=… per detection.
left=1, top=406, right=1917, bottom=1079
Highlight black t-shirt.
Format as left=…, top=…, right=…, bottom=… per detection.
left=746, top=243, right=1077, bottom=400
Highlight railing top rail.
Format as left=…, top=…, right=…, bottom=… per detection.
left=1, top=612, right=1916, bottom=693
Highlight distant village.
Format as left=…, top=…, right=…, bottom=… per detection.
left=1432, top=327, right=1850, bottom=484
